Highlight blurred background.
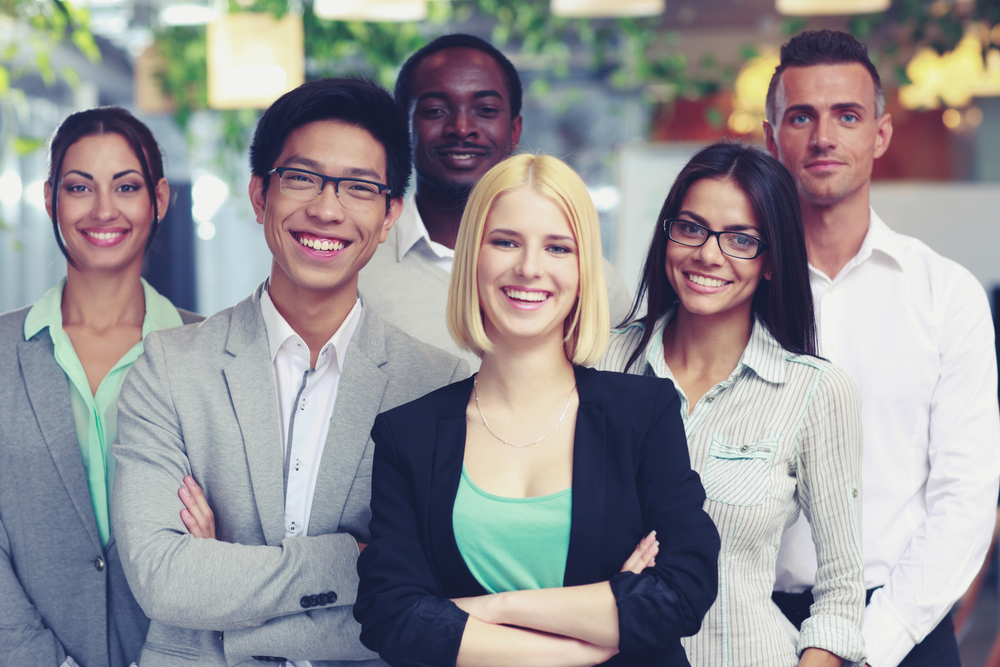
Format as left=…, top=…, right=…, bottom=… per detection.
left=1, top=0, right=999, bottom=662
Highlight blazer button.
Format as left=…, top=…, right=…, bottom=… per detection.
left=94, top=556, right=105, bottom=571
left=300, top=595, right=312, bottom=608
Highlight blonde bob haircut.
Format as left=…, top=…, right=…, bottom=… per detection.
left=447, top=154, right=609, bottom=366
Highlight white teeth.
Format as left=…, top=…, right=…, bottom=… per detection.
left=503, top=288, right=548, bottom=302
left=85, top=231, right=125, bottom=240
left=446, top=153, right=475, bottom=160
left=298, top=235, right=345, bottom=252
left=687, top=273, right=727, bottom=288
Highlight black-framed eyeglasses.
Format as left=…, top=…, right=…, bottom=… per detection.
left=664, top=218, right=768, bottom=260
left=269, top=167, right=391, bottom=209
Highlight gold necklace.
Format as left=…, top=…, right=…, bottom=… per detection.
left=472, top=373, right=576, bottom=448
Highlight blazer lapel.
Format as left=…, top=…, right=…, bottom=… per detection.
left=429, top=410, right=486, bottom=597
left=309, top=307, right=388, bottom=533
left=17, top=335, right=102, bottom=551
left=222, top=288, right=286, bottom=546
left=564, top=367, right=607, bottom=587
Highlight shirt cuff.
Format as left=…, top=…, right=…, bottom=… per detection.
left=862, top=601, right=919, bottom=667
left=798, top=613, right=866, bottom=667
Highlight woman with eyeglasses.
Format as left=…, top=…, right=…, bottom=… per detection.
left=0, top=107, right=200, bottom=666
left=598, top=142, right=866, bottom=667
left=354, top=154, right=721, bottom=667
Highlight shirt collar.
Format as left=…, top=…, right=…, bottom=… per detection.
left=641, top=308, right=787, bottom=385
left=259, top=283, right=362, bottom=372
left=395, top=195, right=454, bottom=262
left=24, top=277, right=182, bottom=342
left=863, top=208, right=905, bottom=270
left=811, top=208, right=904, bottom=282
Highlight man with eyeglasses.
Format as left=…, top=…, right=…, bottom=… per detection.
left=764, top=30, right=999, bottom=667
left=111, top=78, right=468, bottom=667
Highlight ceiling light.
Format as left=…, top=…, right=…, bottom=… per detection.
left=728, top=53, right=780, bottom=135
left=207, top=13, right=304, bottom=109
left=775, top=0, right=889, bottom=15
left=0, top=171, right=22, bottom=207
left=312, top=0, right=427, bottom=21
left=899, top=34, right=1000, bottom=110
left=160, top=4, right=219, bottom=25
left=551, top=0, right=664, bottom=16
left=192, top=172, right=229, bottom=222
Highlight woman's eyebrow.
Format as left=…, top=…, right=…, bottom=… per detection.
left=677, top=210, right=760, bottom=233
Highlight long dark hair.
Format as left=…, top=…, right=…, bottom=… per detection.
left=622, top=141, right=816, bottom=373
left=47, top=106, right=166, bottom=268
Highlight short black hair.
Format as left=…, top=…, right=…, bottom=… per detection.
left=622, top=141, right=816, bottom=372
left=766, top=29, right=885, bottom=125
left=249, top=77, right=411, bottom=199
left=47, top=106, right=165, bottom=268
left=394, top=34, right=523, bottom=118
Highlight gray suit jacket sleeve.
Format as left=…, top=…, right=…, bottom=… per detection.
left=112, top=332, right=363, bottom=633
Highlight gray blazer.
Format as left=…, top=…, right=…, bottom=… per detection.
left=357, top=197, right=635, bottom=371
left=0, top=304, right=200, bottom=667
left=111, top=284, right=468, bottom=667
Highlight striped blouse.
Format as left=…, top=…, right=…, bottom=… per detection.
left=597, top=313, right=866, bottom=667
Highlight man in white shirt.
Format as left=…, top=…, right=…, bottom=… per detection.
left=111, top=78, right=468, bottom=666
left=358, top=34, right=633, bottom=368
left=764, top=29, right=1000, bottom=667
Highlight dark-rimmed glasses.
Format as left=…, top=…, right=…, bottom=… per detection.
left=664, top=218, right=768, bottom=260
left=269, top=167, right=390, bottom=210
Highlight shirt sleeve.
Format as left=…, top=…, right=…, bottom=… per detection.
left=611, top=380, right=722, bottom=652
left=795, top=366, right=867, bottom=666
left=863, top=273, right=1000, bottom=667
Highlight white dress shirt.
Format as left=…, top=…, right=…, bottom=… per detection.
left=774, top=209, right=1000, bottom=667
left=394, top=195, right=455, bottom=272
left=259, top=287, right=362, bottom=667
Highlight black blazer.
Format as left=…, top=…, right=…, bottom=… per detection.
left=355, top=366, right=721, bottom=667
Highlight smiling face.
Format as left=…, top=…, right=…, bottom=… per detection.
left=409, top=47, right=523, bottom=197
left=665, top=178, right=769, bottom=323
left=47, top=132, right=167, bottom=275
left=477, top=185, right=579, bottom=352
left=250, top=119, right=401, bottom=310
left=765, top=63, right=892, bottom=209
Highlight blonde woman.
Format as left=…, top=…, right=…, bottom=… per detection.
left=355, top=154, right=720, bottom=667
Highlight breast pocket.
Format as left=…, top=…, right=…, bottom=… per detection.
left=701, top=435, right=778, bottom=507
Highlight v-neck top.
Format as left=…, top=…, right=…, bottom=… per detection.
left=24, top=277, right=182, bottom=547
left=452, top=465, right=571, bottom=594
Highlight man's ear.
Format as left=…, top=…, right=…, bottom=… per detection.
left=249, top=174, right=266, bottom=225
left=873, top=112, right=893, bottom=160
left=763, top=121, right=779, bottom=161
left=380, top=196, right=404, bottom=243
left=510, top=114, right=523, bottom=153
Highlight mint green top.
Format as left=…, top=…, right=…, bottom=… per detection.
left=453, top=465, right=572, bottom=594
left=24, top=277, right=183, bottom=547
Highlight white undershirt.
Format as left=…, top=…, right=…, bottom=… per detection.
left=259, top=286, right=362, bottom=667
left=396, top=195, right=455, bottom=272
